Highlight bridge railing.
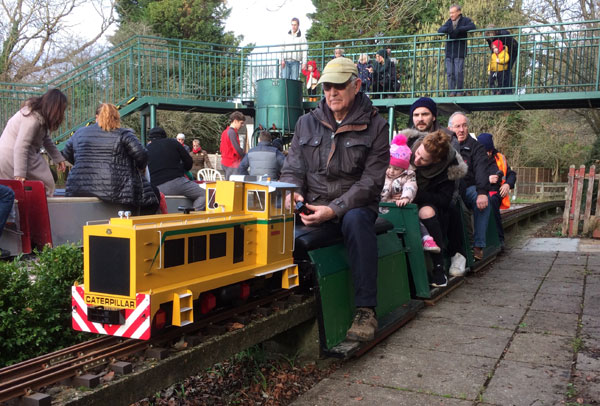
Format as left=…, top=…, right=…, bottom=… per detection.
left=0, top=20, right=598, bottom=142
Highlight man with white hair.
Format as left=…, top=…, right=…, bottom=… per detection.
left=448, top=112, right=498, bottom=260
left=176, top=133, right=190, bottom=153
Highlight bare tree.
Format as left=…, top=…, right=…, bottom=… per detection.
left=0, top=0, right=116, bottom=82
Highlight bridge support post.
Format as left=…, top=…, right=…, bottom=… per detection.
left=149, top=104, right=157, bottom=129
left=140, top=114, right=147, bottom=145
left=388, top=106, right=395, bottom=142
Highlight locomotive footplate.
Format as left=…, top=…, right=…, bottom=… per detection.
left=87, top=307, right=125, bottom=325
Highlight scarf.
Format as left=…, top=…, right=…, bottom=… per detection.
left=192, top=146, right=202, bottom=154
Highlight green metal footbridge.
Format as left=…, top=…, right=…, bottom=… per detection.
left=1, top=20, right=599, bottom=144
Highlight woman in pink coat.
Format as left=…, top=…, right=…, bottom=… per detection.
left=0, top=89, right=67, bottom=195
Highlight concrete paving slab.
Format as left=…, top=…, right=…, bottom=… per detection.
left=292, top=378, right=474, bottom=406
left=444, top=286, right=532, bottom=309
left=522, top=238, right=579, bottom=252
left=483, top=360, right=570, bottom=406
left=583, top=290, right=600, bottom=316
left=585, top=253, right=600, bottom=266
left=530, top=292, right=582, bottom=314
left=518, top=309, right=579, bottom=337
left=581, top=315, right=600, bottom=342
left=577, top=351, right=600, bottom=372
left=488, top=259, right=554, bottom=273
left=537, top=279, right=583, bottom=296
left=470, top=276, right=542, bottom=293
left=554, top=252, right=588, bottom=264
left=332, top=346, right=492, bottom=401
left=504, top=331, right=574, bottom=368
left=543, top=266, right=586, bottom=282
left=382, top=316, right=513, bottom=359
left=417, top=300, right=523, bottom=330
left=577, top=238, right=600, bottom=253
left=586, top=274, right=600, bottom=285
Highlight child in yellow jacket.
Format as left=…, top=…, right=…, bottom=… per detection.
left=488, top=40, right=510, bottom=94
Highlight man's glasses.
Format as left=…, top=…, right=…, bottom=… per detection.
left=322, top=79, right=352, bottom=91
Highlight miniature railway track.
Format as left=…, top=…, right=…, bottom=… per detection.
left=0, top=201, right=564, bottom=405
left=0, top=289, right=295, bottom=404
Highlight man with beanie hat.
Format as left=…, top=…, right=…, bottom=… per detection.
left=478, top=132, right=516, bottom=248
left=280, top=56, right=389, bottom=342
left=147, top=127, right=205, bottom=211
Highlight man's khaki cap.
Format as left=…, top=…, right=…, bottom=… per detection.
left=317, top=57, right=358, bottom=85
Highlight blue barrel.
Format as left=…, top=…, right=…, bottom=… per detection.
left=255, top=78, right=303, bottom=135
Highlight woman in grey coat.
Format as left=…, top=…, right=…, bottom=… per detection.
left=0, top=89, right=67, bottom=195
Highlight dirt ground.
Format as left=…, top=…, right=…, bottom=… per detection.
left=132, top=348, right=338, bottom=406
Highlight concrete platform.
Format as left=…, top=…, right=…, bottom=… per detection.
left=293, top=236, right=600, bottom=405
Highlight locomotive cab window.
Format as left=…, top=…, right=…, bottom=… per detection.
left=270, top=190, right=283, bottom=216
left=247, top=190, right=266, bottom=212
left=207, top=188, right=217, bottom=209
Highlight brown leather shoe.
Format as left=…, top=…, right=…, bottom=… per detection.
left=346, top=307, right=377, bottom=342
left=473, top=247, right=483, bottom=260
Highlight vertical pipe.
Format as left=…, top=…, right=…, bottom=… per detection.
left=140, top=114, right=147, bottom=145
left=514, top=28, right=522, bottom=92
left=178, top=41, right=182, bottom=97
left=388, top=106, right=395, bottom=142
left=150, top=104, right=157, bottom=129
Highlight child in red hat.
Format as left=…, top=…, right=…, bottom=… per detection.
left=380, top=134, right=440, bottom=253
left=488, top=39, right=510, bottom=95
left=302, top=60, right=321, bottom=101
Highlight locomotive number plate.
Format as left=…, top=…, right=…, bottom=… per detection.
left=84, top=294, right=136, bottom=309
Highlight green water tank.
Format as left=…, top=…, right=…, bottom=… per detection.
left=255, top=78, right=304, bottom=135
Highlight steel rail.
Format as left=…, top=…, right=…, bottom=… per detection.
left=0, top=289, right=293, bottom=403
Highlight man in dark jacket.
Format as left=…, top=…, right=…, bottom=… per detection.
left=448, top=112, right=498, bottom=260
left=280, top=57, right=389, bottom=342
left=486, top=25, right=519, bottom=94
left=438, top=5, right=476, bottom=96
left=147, top=127, right=205, bottom=211
left=238, top=131, right=285, bottom=179
left=478, top=132, right=517, bottom=248
left=370, top=49, right=397, bottom=96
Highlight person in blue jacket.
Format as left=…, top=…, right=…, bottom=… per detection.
left=438, top=4, right=476, bottom=96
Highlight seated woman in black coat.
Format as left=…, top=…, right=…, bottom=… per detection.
left=407, top=130, right=467, bottom=287
left=62, top=103, right=159, bottom=215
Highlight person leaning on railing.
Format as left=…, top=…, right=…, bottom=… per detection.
left=438, top=4, right=476, bottom=96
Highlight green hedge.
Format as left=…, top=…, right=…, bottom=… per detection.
left=0, top=244, right=86, bottom=366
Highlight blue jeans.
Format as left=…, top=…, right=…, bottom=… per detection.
left=0, top=185, right=15, bottom=239
left=445, top=57, right=465, bottom=92
left=464, top=185, right=490, bottom=248
left=282, top=60, right=300, bottom=80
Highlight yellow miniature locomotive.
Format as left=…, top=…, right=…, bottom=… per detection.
left=72, top=179, right=298, bottom=339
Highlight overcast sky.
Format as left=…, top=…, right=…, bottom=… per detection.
left=224, top=0, right=316, bottom=46
left=72, top=0, right=316, bottom=47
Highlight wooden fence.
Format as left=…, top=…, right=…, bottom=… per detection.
left=513, top=167, right=567, bottom=196
left=562, top=165, right=600, bottom=237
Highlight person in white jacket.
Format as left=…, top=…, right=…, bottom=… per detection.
left=281, top=17, right=307, bottom=80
